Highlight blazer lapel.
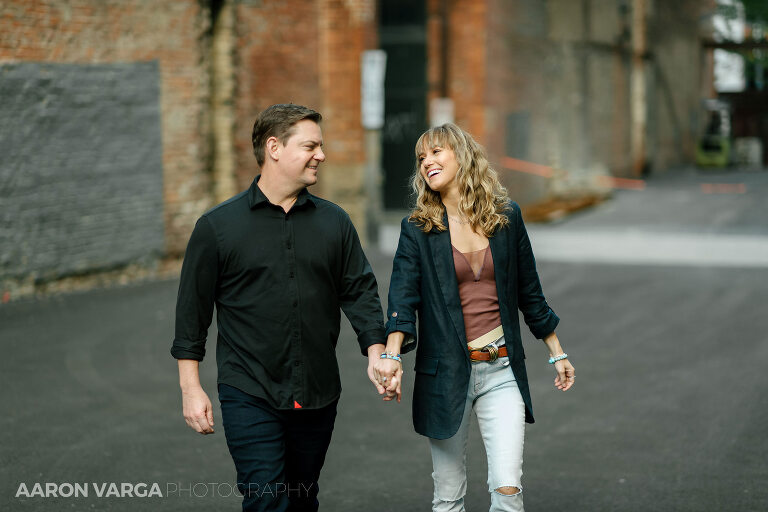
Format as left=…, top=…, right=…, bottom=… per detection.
left=428, top=222, right=468, bottom=347
left=490, top=223, right=518, bottom=360
left=489, top=226, right=510, bottom=303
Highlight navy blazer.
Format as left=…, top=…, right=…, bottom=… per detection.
left=385, top=202, right=559, bottom=439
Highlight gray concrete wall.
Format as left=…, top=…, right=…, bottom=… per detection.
left=649, top=0, right=708, bottom=172
left=485, top=0, right=708, bottom=200
left=0, top=61, right=164, bottom=283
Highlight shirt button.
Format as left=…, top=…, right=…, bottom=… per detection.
left=287, top=243, right=292, bottom=249
left=392, top=312, right=398, bottom=318
left=292, top=301, right=298, bottom=307
left=289, top=272, right=294, bottom=278
left=294, top=361, right=300, bottom=367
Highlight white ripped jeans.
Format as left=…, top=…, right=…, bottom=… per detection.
left=429, top=344, right=526, bottom=512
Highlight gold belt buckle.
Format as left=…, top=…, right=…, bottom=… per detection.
left=484, top=340, right=499, bottom=362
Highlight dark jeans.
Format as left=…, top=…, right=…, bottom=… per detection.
left=218, top=384, right=338, bottom=512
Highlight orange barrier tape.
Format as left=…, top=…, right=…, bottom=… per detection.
left=500, top=157, right=555, bottom=178
left=700, top=183, right=747, bottom=194
left=499, top=157, right=748, bottom=194
left=500, top=156, right=647, bottom=190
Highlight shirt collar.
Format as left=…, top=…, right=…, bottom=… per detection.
left=248, top=175, right=317, bottom=210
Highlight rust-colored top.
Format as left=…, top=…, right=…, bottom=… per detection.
left=452, top=245, right=502, bottom=342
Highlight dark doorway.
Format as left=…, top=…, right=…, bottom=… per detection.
left=380, top=0, right=428, bottom=210
left=721, top=91, right=768, bottom=166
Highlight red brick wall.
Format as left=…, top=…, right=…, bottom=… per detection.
left=446, top=0, right=488, bottom=141
left=1, top=0, right=381, bottom=258
left=232, top=0, right=322, bottom=188
left=428, top=0, right=548, bottom=202
left=426, top=0, right=443, bottom=107
left=316, top=0, right=378, bottom=227
left=318, top=0, right=368, bottom=167
left=426, top=0, right=487, bottom=138
left=0, top=0, right=214, bottom=256
left=232, top=0, right=376, bottom=228
left=316, top=0, right=375, bottom=204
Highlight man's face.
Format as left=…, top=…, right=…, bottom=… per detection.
left=277, top=120, right=325, bottom=187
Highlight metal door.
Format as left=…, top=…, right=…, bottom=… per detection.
left=380, top=0, right=428, bottom=210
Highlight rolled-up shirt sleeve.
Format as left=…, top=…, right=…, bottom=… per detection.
left=171, top=216, right=218, bottom=361
left=513, top=203, right=560, bottom=339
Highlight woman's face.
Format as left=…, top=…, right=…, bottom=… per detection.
left=418, top=144, right=459, bottom=195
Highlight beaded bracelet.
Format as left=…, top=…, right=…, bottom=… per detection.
left=548, top=353, right=568, bottom=364
left=380, top=353, right=402, bottom=363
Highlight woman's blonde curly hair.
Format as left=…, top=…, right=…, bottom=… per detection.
left=409, top=123, right=510, bottom=236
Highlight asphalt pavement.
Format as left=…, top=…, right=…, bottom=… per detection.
left=2, top=168, right=767, bottom=511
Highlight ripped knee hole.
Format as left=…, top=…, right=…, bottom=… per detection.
left=495, top=486, right=521, bottom=495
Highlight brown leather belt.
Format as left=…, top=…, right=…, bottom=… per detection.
left=469, top=345, right=508, bottom=362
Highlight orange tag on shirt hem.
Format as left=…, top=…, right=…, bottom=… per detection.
left=294, top=401, right=302, bottom=409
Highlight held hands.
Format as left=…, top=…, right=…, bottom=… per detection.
left=375, top=356, right=403, bottom=402
left=367, top=344, right=403, bottom=402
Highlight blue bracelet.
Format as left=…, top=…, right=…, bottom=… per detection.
left=380, top=353, right=402, bottom=363
left=548, top=353, right=568, bottom=364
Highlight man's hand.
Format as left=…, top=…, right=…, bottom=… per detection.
left=181, top=386, right=215, bottom=434
left=367, top=344, right=387, bottom=396
left=378, top=362, right=403, bottom=402
left=177, top=359, right=214, bottom=434
left=370, top=344, right=403, bottom=403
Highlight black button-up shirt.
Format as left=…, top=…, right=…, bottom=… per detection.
left=172, top=177, right=385, bottom=409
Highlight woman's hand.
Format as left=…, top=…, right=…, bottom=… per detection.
left=553, top=358, right=575, bottom=391
left=372, top=332, right=406, bottom=402
left=541, top=332, right=575, bottom=391
left=373, top=357, right=403, bottom=402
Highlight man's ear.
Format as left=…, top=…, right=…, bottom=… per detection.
left=266, top=136, right=281, bottom=162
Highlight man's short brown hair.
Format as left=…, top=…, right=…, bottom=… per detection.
left=251, top=104, right=322, bottom=167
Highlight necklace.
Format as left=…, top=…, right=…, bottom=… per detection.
left=447, top=214, right=469, bottom=225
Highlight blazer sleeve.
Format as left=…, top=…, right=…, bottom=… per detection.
left=385, top=217, right=421, bottom=354
left=512, top=202, right=560, bottom=339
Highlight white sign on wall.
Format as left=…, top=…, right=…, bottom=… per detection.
left=712, top=0, right=746, bottom=93
left=430, top=97, right=455, bottom=127
left=714, top=49, right=745, bottom=92
left=361, top=50, right=387, bottom=129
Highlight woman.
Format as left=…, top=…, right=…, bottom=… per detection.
left=373, top=123, right=575, bottom=512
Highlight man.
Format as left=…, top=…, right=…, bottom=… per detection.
left=171, top=104, right=390, bottom=511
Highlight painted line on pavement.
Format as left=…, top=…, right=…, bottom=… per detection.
left=528, top=229, right=768, bottom=268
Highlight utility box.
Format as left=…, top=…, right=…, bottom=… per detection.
left=732, top=137, right=764, bottom=170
